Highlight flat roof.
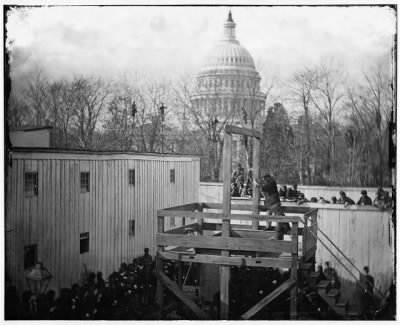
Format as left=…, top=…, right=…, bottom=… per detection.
left=10, top=126, right=53, bottom=132
left=10, top=147, right=201, bottom=159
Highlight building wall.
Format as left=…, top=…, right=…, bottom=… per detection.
left=313, top=205, right=394, bottom=294
left=6, top=150, right=200, bottom=294
left=10, top=129, right=51, bottom=148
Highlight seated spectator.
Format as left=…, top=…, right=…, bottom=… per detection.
left=296, top=193, right=309, bottom=205
left=236, top=173, right=245, bottom=185
left=318, top=197, right=330, bottom=204
left=287, top=184, right=298, bottom=200
left=338, top=191, right=355, bottom=206
left=374, top=187, right=392, bottom=209
left=310, top=197, right=318, bottom=203
left=357, top=190, right=372, bottom=206
left=331, top=196, right=337, bottom=204
left=231, top=164, right=244, bottom=183
left=231, top=183, right=240, bottom=197
left=323, top=261, right=340, bottom=289
left=279, top=185, right=287, bottom=199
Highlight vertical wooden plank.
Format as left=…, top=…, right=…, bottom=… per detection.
left=303, top=215, right=309, bottom=260
left=251, top=137, right=260, bottom=230
left=290, top=222, right=298, bottom=320
left=220, top=130, right=232, bottom=320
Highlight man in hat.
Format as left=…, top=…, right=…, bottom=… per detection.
left=357, top=190, right=372, bottom=206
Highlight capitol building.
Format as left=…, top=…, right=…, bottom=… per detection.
left=191, top=11, right=266, bottom=169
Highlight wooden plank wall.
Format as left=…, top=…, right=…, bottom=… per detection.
left=315, top=208, right=394, bottom=294
left=6, top=152, right=200, bottom=295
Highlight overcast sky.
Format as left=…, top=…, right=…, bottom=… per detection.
left=6, top=5, right=396, bottom=87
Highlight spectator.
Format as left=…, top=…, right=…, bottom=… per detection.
left=287, top=184, right=298, bottom=200
left=357, top=190, right=372, bottom=206
left=338, top=191, right=355, bottom=206
left=318, top=197, right=330, bottom=204
left=310, top=197, right=318, bottom=203
left=323, top=262, right=340, bottom=289
left=360, top=266, right=375, bottom=319
left=374, top=187, right=392, bottom=209
left=331, top=196, right=337, bottom=204
left=97, top=272, right=105, bottom=288
left=231, top=163, right=244, bottom=183
left=296, top=193, right=309, bottom=205
left=231, top=183, right=240, bottom=197
left=5, top=285, right=20, bottom=320
left=317, top=265, right=326, bottom=282
left=279, top=185, right=287, bottom=199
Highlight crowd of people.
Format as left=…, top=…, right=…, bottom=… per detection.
left=230, top=164, right=392, bottom=210
left=5, top=248, right=159, bottom=320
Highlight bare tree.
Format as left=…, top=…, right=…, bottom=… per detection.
left=72, top=77, right=112, bottom=149
left=103, top=81, right=138, bottom=151
left=311, top=63, right=345, bottom=184
left=346, top=65, right=392, bottom=185
left=288, top=68, right=318, bottom=184
left=23, top=68, right=49, bottom=126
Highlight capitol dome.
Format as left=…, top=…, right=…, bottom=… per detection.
left=200, top=11, right=257, bottom=73
left=191, top=11, right=265, bottom=121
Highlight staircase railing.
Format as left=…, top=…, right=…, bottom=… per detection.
left=301, top=217, right=385, bottom=301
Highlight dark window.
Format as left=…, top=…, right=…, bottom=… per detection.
left=80, top=172, right=90, bottom=192
left=80, top=232, right=89, bottom=254
left=129, top=220, right=135, bottom=237
left=129, top=169, right=135, bottom=185
left=170, top=169, right=175, bottom=183
left=24, top=244, right=37, bottom=269
left=24, top=172, right=38, bottom=196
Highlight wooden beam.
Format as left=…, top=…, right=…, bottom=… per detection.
left=180, top=254, right=292, bottom=269
left=225, top=125, right=261, bottom=139
left=221, top=130, right=232, bottom=320
left=161, top=202, right=200, bottom=212
left=231, top=229, right=275, bottom=239
left=157, top=209, right=302, bottom=222
left=154, top=269, right=210, bottom=320
left=252, top=137, right=260, bottom=230
left=240, top=279, right=296, bottom=320
left=281, top=204, right=315, bottom=214
left=156, top=254, right=165, bottom=318
left=164, top=222, right=200, bottom=235
left=157, top=234, right=295, bottom=253
left=303, top=246, right=317, bottom=263
left=290, top=222, right=298, bottom=320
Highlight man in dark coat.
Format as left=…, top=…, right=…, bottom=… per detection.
left=357, top=190, right=372, bottom=206
left=338, top=191, right=355, bottom=206
left=260, top=175, right=290, bottom=239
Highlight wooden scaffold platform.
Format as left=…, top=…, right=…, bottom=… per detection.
left=154, top=125, right=318, bottom=320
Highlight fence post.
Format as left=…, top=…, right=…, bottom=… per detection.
left=290, top=222, right=298, bottom=320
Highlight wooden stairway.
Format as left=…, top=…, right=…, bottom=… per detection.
left=300, top=263, right=361, bottom=319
